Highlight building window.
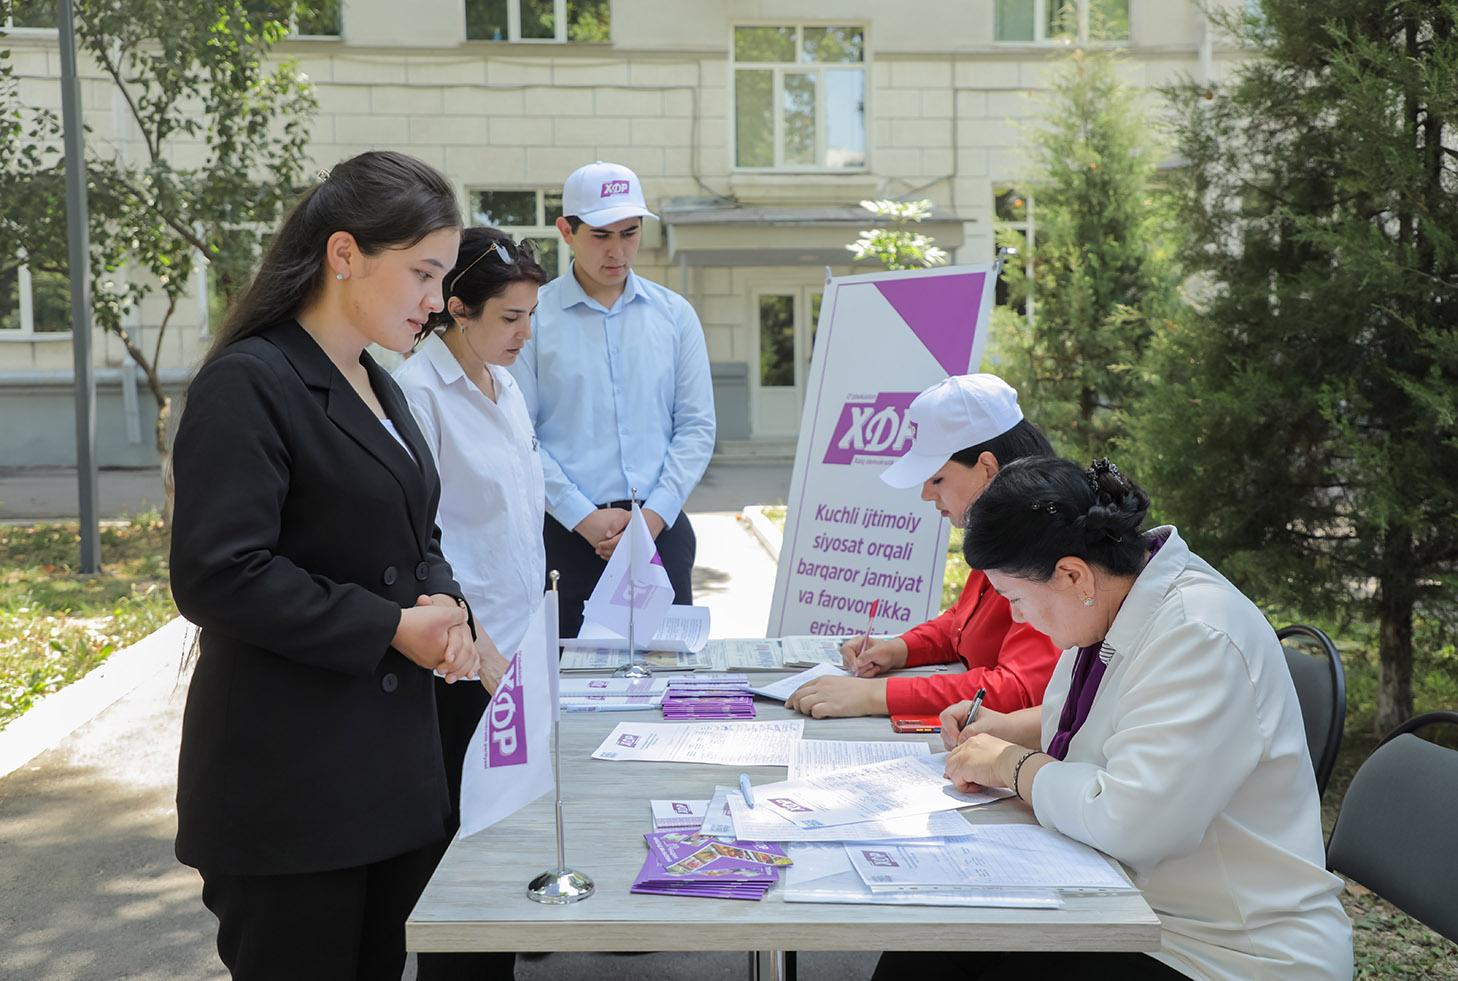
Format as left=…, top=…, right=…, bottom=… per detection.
left=994, top=0, right=1129, bottom=44
left=0, top=257, right=71, bottom=337
left=465, top=0, right=610, bottom=43
left=992, top=185, right=1034, bottom=322
left=289, top=0, right=342, bottom=37
left=732, top=24, right=866, bottom=171
left=5, top=0, right=57, bottom=29
left=469, top=189, right=570, bottom=279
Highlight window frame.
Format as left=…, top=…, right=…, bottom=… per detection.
left=465, top=188, right=570, bottom=280
left=3, top=1, right=58, bottom=34
left=285, top=3, right=344, bottom=40
left=993, top=0, right=1130, bottom=46
left=464, top=0, right=611, bottom=44
left=0, top=255, right=72, bottom=341
left=729, top=21, right=870, bottom=174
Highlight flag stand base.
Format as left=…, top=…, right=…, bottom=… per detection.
left=612, top=661, right=653, bottom=678
left=526, top=867, right=595, bottom=905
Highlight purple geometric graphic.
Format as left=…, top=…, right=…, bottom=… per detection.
left=873, top=273, right=986, bottom=375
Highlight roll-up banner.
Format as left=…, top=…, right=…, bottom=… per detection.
left=767, top=263, right=998, bottom=638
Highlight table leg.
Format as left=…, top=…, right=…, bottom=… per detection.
left=750, top=949, right=786, bottom=980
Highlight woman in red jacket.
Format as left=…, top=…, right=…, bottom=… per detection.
left=787, top=374, right=1060, bottom=720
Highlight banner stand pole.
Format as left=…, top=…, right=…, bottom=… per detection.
left=527, top=570, right=595, bottom=905
left=613, top=487, right=652, bottom=679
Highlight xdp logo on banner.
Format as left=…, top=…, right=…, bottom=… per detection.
left=486, top=655, right=528, bottom=767
left=822, top=393, right=919, bottom=465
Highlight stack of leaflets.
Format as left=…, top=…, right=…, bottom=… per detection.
left=650, top=798, right=709, bottom=831
left=558, top=676, right=668, bottom=712
left=660, top=675, right=755, bottom=720
left=630, top=832, right=791, bottom=901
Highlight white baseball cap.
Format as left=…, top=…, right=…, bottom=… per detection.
left=879, top=374, right=1024, bottom=489
left=561, top=160, right=658, bottom=228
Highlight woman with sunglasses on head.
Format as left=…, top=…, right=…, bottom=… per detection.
left=884, top=456, right=1351, bottom=980
left=393, top=228, right=548, bottom=981
left=170, top=151, right=484, bottom=979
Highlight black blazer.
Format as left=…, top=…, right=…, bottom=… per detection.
left=171, top=321, right=462, bottom=875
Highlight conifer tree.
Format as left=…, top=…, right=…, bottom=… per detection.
left=991, top=45, right=1174, bottom=458
left=1129, top=0, right=1458, bottom=733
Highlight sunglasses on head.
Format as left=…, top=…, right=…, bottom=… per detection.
left=446, top=238, right=536, bottom=297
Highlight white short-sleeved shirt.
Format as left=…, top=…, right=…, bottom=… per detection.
left=1032, top=526, right=1352, bottom=980
left=395, top=332, right=546, bottom=655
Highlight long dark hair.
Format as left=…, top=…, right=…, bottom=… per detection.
left=206, top=150, right=461, bottom=363
left=963, top=457, right=1152, bottom=580
left=422, top=228, right=548, bottom=336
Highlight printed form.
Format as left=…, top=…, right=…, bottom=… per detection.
left=590, top=719, right=805, bottom=766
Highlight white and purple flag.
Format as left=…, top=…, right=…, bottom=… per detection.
left=580, top=501, right=674, bottom=643
left=458, top=589, right=560, bottom=839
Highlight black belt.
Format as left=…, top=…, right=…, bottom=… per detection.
left=598, top=500, right=636, bottom=509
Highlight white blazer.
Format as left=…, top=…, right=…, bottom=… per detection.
left=1032, top=526, right=1352, bottom=980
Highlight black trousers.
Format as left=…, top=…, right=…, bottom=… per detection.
left=415, top=676, right=517, bottom=981
left=871, top=949, right=1187, bottom=980
left=545, top=507, right=696, bottom=641
left=200, top=845, right=442, bottom=981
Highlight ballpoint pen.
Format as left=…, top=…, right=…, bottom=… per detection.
left=853, top=599, right=881, bottom=676
left=739, top=773, right=755, bottom=809
left=963, top=687, right=987, bottom=730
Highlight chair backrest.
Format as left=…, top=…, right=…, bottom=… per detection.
left=1277, top=624, right=1345, bottom=796
left=1326, top=712, right=1458, bottom=943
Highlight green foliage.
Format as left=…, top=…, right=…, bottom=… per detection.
left=988, top=46, right=1175, bottom=460
left=1127, top=0, right=1458, bottom=733
left=0, top=0, right=318, bottom=451
left=0, top=513, right=176, bottom=729
left=846, top=199, right=949, bottom=272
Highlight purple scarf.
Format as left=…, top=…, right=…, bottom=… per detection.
left=1045, top=534, right=1165, bottom=761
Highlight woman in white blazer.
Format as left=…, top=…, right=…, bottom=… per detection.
left=914, top=457, right=1352, bottom=980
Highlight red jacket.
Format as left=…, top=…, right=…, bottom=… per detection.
left=884, top=568, right=1059, bottom=716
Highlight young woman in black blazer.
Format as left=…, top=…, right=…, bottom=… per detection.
left=169, top=151, right=486, bottom=980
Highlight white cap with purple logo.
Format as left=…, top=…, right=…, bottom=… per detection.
left=561, top=160, right=658, bottom=228
left=879, top=374, right=1024, bottom=489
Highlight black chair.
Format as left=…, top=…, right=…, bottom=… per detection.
left=1277, top=624, right=1346, bottom=797
left=1326, top=711, right=1458, bottom=943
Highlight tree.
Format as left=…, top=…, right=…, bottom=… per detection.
left=1127, top=0, right=1458, bottom=734
left=990, top=46, right=1175, bottom=458
left=846, top=199, right=949, bottom=271
left=0, top=0, right=317, bottom=466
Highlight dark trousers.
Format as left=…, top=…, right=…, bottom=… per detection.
left=872, top=950, right=1187, bottom=980
left=200, top=845, right=442, bottom=981
left=416, top=676, right=517, bottom=981
left=545, top=507, right=697, bottom=640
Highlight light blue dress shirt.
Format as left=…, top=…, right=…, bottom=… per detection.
left=510, top=265, right=716, bottom=531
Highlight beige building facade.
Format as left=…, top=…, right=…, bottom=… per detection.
left=2, top=0, right=1243, bottom=465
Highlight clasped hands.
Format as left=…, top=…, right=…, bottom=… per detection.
left=574, top=506, right=667, bottom=560
left=392, top=594, right=510, bottom=692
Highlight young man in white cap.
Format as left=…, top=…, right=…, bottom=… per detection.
left=510, top=161, right=715, bottom=638
left=787, top=373, right=1060, bottom=720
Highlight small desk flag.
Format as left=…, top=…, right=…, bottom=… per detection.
left=580, top=502, right=674, bottom=643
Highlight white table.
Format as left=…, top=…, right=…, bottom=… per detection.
left=407, top=693, right=1161, bottom=976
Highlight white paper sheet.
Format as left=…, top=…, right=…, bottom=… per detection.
left=746, top=662, right=849, bottom=701
left=782, top=842, right=1063, bottom=908
left=559, top=648, right=713, bottom=672
left=728, top=798, right=978, bottom=843
left=589, top=719, right=805, bottom=766
left=563, top=604, right=711, bottom=653
left=559, top=678, right=673, bottom=697
left=843, top=825, right=1134, bottom=894
left=752, top=753, right=1012, bottom=829
left=650, top=798, right=710, bottom=830
left=787, top=739, right=931, bottom=780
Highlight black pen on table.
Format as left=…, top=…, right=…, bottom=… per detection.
left=962, top=687, right=987, bottom=732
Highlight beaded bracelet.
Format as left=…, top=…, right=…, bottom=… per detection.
left=1011, top=749, right=1040, bottom=800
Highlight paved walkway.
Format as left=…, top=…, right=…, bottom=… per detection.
left=0, top=460, right=880, bottom=980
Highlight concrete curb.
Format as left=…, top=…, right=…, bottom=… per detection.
left=0, top=615, right=194, bottom=779
left=740, top=505, right=784, bottom=563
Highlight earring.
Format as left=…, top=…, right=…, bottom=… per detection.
left=335, top=272, right=345, bottom=281
left=1082, top=596, right=1095, bottom=607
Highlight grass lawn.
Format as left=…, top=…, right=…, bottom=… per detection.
left=0, top=514, right=176, bottom=730
left=757, top=503, right=1458, bottom=977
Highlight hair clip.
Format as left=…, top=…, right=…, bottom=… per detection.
left=1030, top=501, right=1058, bottom=514
left=315, top=168, right=330, bottom=183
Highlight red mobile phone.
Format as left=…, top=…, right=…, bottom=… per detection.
left=890, top=714, right=942, bottom=734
